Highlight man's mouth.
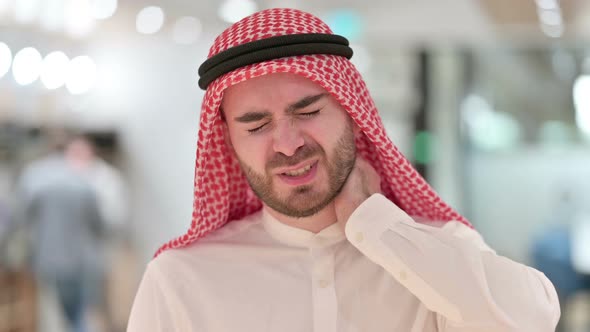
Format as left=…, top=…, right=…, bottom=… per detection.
left=277, top=161, right=319, bottom=185
left=282, top=163, right=314, bottom=177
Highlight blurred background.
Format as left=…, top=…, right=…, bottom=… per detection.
left=0, top=0, right=589, bottom=331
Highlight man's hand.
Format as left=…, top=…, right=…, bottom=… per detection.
left=334, top=156, right=382, bottom=224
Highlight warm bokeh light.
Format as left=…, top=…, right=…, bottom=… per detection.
left=172, top=16, right=201, bottom=45
left=218, top=0, right=257, bottom=24
left=39, top=0, right=65, bottom=31
left=64, top=0, right=95, bottom=38
left=91, top=0, right=117, bottom=20
left=66, top=55, right=97, bottom=94
left=13, top=0, right=40, bottom=24
left=40, top=51, right=69, bottom=90
left=12, top=47, right=42, bottom=86
left=0, top=41, right=12, bottom=78
left=136, top=6, right=164, bottom=35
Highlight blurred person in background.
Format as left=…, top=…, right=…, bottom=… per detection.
left=9, top=130, right=106, bottom=332
left=129, top=8, right=560, bottom=331
left=64, top=134, right=132, bottom=332
left=0, top=200, right=8, bottom=243
left=66, top=136, right=129, bottom=239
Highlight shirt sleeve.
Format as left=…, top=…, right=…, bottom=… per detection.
left=344, top=194, right=561, bottom=332
left=127, top=262, right=176, bottom=331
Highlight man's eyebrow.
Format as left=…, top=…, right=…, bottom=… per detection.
left=234, top=111, right=272, bottom=123
left=286, top=93, right=328, bottom=114
left=233, top=93, right=328, bottom=123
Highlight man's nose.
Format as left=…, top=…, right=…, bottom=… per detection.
left=272, top=118, right=304, bottom=156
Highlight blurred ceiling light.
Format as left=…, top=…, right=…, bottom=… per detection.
left=218, top=0, right=257, bottom=24
left=539, top=9, right=563, bottom=26
left=349, top=43, right=371, bottom=74
left=462, top=94, right=491, bottom=118
left=40, top=51, right=69, bottom=89
left=535, top=0, right=564, bottom=38
left=475, top=111, right=521, bottom=150
left=461, top=94, right=493, bottom=136
left=90, top=0, right=117, bottom=20
left=172, top=16, right=202, bottom=45
left=14, top=0, right=41, bottom=24
left=0, top=42, right=11, bottom=79
left=136, top=6, right=164, bottom=34
left=573, top=75, right=590, bottom=138
left=540, top=23, right=564, bottom=38
left=65, top=0, right=96, bottom=38
left=66, top=55, right=97, bottom=94
left=535, top=0, right=559, bottom=11
left=461, top=94, right=521, bottom=150
left=39, top=0, right=65, bottom=32
left=12, top=47, right=42, bottom=85
left=0, top=0, right=12, bottom=17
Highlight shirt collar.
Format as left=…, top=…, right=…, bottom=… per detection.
left=261, top=208, right=346, bottom=248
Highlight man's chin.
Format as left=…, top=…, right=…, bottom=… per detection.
left=268, top=192, right=334, bottom=218
left=274, top=205, right=324, bottom=218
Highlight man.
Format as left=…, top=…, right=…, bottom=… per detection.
left=13, top=132, right=105, bottom=331
left=128, top=8, right=560, bottom=331
left=66, top=136, right=129, bottom=236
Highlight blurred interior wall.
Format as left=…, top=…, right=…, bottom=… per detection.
left=112, top=35, right=210, bottom=263
left=466, top=148, right=590, bottom=263
left=427, top=48, right=467, bottom=216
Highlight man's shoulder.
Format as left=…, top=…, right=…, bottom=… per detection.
left=149, top=210, right=270, bottom=273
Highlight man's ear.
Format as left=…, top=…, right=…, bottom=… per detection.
left=352, top=122, right=362, bottom=136
left=222, top=121, right=237, bottom=157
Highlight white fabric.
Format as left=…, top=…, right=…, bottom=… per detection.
left=128, top=194, right=560, bottom=331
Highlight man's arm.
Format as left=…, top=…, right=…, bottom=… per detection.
left=345, top=193, right=560, bottom=332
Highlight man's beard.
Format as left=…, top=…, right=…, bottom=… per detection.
left=238, top=123, right=356, bottom=218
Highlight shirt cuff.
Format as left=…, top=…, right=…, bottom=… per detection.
left=344, top=193, right=463, bottom=323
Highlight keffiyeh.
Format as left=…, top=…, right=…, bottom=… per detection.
left=155, top=8, right=470, bottom=257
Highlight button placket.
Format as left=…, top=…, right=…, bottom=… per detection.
left=310, top=246, right=337, bottom=332
left=354, top=232, right=364, bottom=243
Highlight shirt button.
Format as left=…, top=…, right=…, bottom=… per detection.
left=355, top=232, right=364, bottom=243
left=318, top=280, right=330, bottom=288
left=399, top=270, right=408, bottom=281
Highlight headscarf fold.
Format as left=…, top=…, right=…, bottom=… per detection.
left=155, top=8, right=470, bottom=257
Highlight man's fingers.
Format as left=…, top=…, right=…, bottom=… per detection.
left=357, top=158, right=381, bottom=194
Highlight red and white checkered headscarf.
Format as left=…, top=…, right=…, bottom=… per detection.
left=155, top=8, right=470, bottom=257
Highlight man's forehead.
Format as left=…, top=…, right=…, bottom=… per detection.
left=221, top=73, right=328, bottom=112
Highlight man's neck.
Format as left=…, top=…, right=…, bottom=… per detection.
left=264, top=203, right=338, bottom=233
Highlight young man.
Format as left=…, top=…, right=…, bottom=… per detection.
left=128, top=8, right=560, bottom=331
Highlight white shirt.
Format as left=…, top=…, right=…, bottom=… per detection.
left=128, top=194, right=560, bottom=331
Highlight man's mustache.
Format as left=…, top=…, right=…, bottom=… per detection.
left=266, top=144, right=322, bottom=170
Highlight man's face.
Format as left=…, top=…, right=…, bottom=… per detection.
left=221, top=73, right=357, bottom=218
